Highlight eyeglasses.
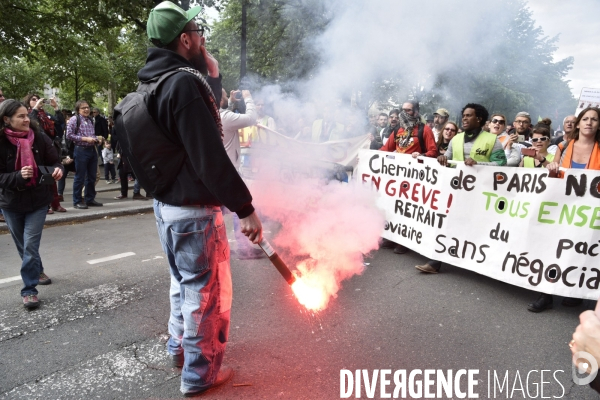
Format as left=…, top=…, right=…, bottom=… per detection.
left=531, top=137, right=549, bottom=142
left=514, top=120, right=529, bottom=125
left=443, top=127, right=457, bottom=132
left=0, top=93, right=5, bottom=98
left=491, top=119, right=505, bottom=124
left=184, top=27, right=204, bottom=37
left=31, top=98, right=39, bottom=102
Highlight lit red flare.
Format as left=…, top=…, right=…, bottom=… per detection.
left=258, top=238, right=328, bottom=311
left=290, top=273, right=328, bottom=311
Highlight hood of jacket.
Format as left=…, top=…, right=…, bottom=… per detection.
left=138, top=48, right=194, bottom=82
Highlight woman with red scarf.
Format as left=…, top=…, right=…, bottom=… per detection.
left=24, top=93, right=66, bottom=213
left=0, top=100, right=63, bottom=309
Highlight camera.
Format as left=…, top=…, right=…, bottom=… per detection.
left=37, top=166, right=55, bottom=185
left=43, top=99, right=51, bottom=105
left=234, top=91, right=242, bottom=100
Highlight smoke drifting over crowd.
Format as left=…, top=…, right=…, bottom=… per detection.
left=234, top=0, right=571, bottom=309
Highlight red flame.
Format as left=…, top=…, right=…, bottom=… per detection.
left=290, top=272, right=328, bottom=311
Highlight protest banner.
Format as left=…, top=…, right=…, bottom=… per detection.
left=240, top=126, right=370, bottom=181
left=575, top=88, right=600, bottom=116
left=356, top=149, right=600, bottom=299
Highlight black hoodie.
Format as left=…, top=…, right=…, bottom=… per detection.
left=137, top=48, right=254, bottom=218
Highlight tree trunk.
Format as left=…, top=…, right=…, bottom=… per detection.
left=107, top=80, right=117, bottom=116
left=179, top=0, right=190, bottom=10
left=240, top=0, right=247, bottom=81
left=74, top=67, right=79, bottom=101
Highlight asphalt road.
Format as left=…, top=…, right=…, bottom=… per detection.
left=0, top=213, right=598, bottom=399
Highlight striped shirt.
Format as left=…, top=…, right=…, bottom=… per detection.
left=66, top=115, right=96, bottom=147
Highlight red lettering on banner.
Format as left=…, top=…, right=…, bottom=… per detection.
left=411, top=183, right=420, bottom=202
left=399, top=181, right=410, bottom=199
left=385, top=180, right=397, bottom=196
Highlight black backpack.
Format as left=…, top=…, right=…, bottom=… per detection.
left=113, top=71, right=185, bottom=196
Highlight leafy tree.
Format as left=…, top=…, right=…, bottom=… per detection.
left=0, top=58, right=48, bottom=101
left=208, top=0, right=330, bottom=91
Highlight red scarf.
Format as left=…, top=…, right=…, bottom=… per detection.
left=4, top=128, right=38, bottom=186
left=28, top=107, right=55, bottom=137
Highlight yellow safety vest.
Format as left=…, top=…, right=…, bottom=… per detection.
left=523, top=153, right=554, bottom=168
left=451, top=131, right=497, bottom=162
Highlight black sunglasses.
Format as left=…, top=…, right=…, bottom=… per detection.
left=184, top=27, right=204, bottom=36
left=491, top=119, right=505, bottom=124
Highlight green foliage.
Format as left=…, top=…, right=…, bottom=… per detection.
left=0, top=58, right=48, bottom=101
left=208, top=0, right=330, bottom=91
left=0, top=1, right=219, bottom=113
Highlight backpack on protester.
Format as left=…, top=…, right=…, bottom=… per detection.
left=113, top=70, right=185, bottom=196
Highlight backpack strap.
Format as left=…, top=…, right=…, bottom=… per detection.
left=417, top=123, right=426, bottom=154
left=137, top=70, right=181, bottom=94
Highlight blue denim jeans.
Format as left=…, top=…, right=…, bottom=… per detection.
left=153, top=200, right=231, bottom=394
left=72, top=146, right=98, bottom=205
left=2, top=206, right=48, bottom=296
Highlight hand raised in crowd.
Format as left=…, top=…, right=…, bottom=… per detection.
left=464, top=157, right=478, bottom=166
left=240, top=211, right=263, bottom=244
left=33, top=98, right=45, bottom=111
left=367, top=133, right=375, bottom=142
left=241, top=90, right=252, bottom=99
left=199, top=38, right=219, bottom=78
left=570, top=300, right=600, bottom=375
left=50, top=97, right=59, bottom=110
left=411, top=152, right=421, bottom=159
left=20, top=165, right=34, bottom=179
left=437, top=155, right=448, bottom=166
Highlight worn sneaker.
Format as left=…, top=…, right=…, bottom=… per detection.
left=106, top=180, right=112, bottom=184
left=38, top=272, right=52, bottom=285
left=132, top=193, right=148, bottom=200
left=22, top=294, right=40, bottom=309
left=170, top=352, right=184, bottom=368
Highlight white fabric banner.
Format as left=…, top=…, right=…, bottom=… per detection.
left=356, top=149, right=600, bottom=299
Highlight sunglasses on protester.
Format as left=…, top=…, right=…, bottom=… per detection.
left=491, top=119, right=505, bottom=124
left=443, top=127, right=457, bottom=132
left=531, top=137, right=549, bottom=143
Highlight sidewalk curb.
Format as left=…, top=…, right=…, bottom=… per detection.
left=0, top=204, right=154, bottom=234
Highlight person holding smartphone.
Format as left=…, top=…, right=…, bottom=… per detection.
left=66, top=100, right=103, bottom=209
left=0, top=99, right=63, bottom=309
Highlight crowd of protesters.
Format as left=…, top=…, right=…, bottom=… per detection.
left=368, top=100, right=600, bottom=314
left=1, top=82, right=598, bottom=315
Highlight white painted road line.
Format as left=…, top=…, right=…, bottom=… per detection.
left=0, top=275, right=22, bottom=285
left=87, top=252, right=136, bottom=265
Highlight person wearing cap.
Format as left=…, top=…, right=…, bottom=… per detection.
left=432, top=108, right=449, bottom=142
left=140, top=1, right=263, bottom=396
